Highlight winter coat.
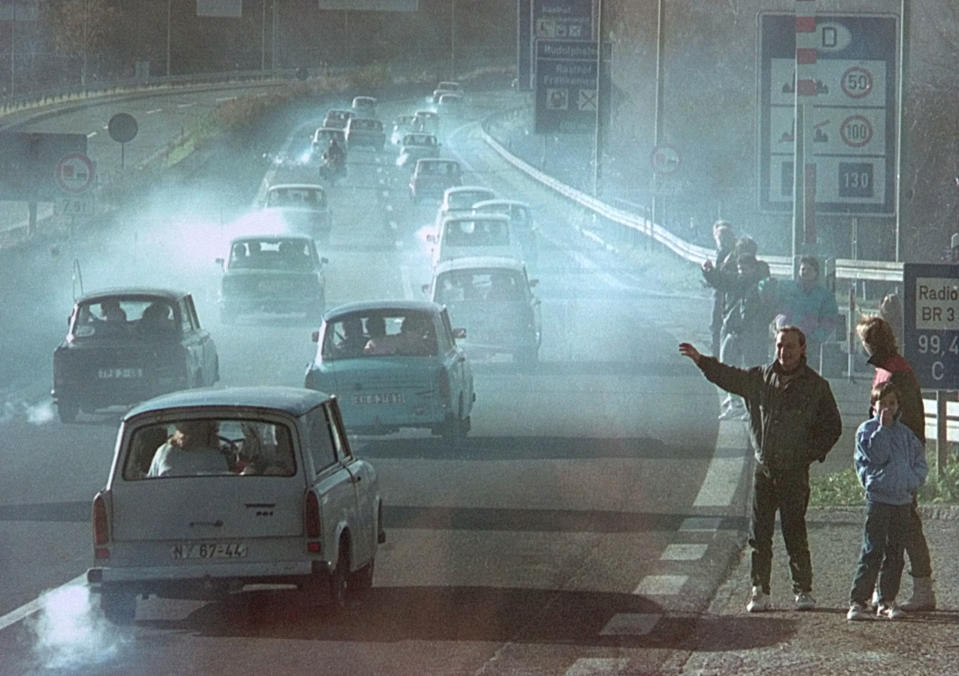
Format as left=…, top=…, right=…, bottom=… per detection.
left=868, top=351, right=926, bottom=443
left=773, top=280, right=840, bottom=345
left=698, top=356, right=842, bottom=471
left=855, top=414, right=928, bottom=505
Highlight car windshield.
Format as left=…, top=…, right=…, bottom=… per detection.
left=435, top=269, right=525, bottom=304
left=123, top=418, right=296, bottom=480
left=322, top=310, right=438, bottom=360
left=266, top=187, right=325, bottom=208
left=443, top=219, right=509, bottom=246
left=229, top=239, right=314, bottom=270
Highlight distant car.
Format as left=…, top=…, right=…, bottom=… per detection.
left=435, top=185, right=497, bottom=226
left=397, top=132, right=440, bottom=169
left=432, top=80, right=462, bottom=103
left=427, top=256, right=541, bottom=365
left=344, top=117, right=386, bottom=151
left=409, top=158, right=461, bottom=203
left=390, top=114, right=416, bottom=145
left=52, top=288, right=219, bottom=423
left=310, top=126, right=346, bottom=155
left=216, top=234, right=327, bottom=324
left=471, top=199, right=538, bottom=267
left=437, top=92, right=465, bottom=115
left=86, top=386, right=384, bottom=624
left=304, top=300, right=475, bottom=442
left=351, top=95, right=377, bottom=117
left=412, top=109, right=440, bottom=136
left=322, top=108, right=354, bottom=130
left=261, top=183, right=332, bottom=242
left=430, top=213, right=520, bottom=266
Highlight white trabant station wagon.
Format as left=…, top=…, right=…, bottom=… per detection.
left=86, top=386, right=384, bottom=624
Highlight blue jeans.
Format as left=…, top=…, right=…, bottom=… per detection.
left=849, top=501, right=910, bottom=605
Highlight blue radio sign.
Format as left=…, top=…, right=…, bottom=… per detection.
left=903, top=264, right=959, bottom=390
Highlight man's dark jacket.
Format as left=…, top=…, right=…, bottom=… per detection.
left=698, top=356, right=843, bottom=471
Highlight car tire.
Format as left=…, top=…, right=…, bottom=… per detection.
left=347, top=559, right=374, bottom=594
left=442, top=398, right=468, bottom=445
left=57, top=399, right=79, bottom=423
left=328, top=541, right=350, bottom=610
left=100, top=590, right=136, bottom=625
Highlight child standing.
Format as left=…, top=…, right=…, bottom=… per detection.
left=847, top=381, right=928, bottom=620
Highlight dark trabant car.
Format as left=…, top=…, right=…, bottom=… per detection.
left=344, top=117, right=386, bottom=152
left=409, top=158, right=462, bottom=204
left=52, top=288, right=220, bottom=423
left=86, top=386, right=384, bottom=624
left=217, top=234, right=327, bottom=324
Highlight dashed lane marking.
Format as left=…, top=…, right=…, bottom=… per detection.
left=679, top=516, right=723, bottom=532
left=661, top=543, right=708, bottom=561
left=598, top=613, right=662, bottom=636
left=633, top=574, right=687, bottom=596
left=565, top=657, right=631, bottom=674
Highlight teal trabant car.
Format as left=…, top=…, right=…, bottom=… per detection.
left=304, top=300, right=475, bottom=442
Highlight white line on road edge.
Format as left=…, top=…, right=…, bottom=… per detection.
left=566, top=657, right=631, bottom=673
left=0, top=574, right=87, bottom=632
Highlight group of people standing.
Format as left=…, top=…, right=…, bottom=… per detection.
left=680, top=219, right=935, bottom=621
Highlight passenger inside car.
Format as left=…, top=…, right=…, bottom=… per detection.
left=146, top=420, right=232, bottom=478
left=328, top=316, right=368, bottom=359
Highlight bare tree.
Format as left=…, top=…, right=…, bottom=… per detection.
left=48, top=0, right=120, bottom=85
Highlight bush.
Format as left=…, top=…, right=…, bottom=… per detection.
left=810, top=457, right=959, bottom=507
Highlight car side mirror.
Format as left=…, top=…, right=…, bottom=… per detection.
left=321, top=257, right=329, bottom=264
left=426, top=234, right=436, bottom=243
left=311, top=330, right=320, bottom=343
left=453, top=328, right=467, bottom=339
left=421, top=283, right=430, bottom=295
left=215, top=257, right=225, bottom=266
left=529, top=279, right=539, bottom=287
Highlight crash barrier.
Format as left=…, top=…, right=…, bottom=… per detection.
left=480, top=107, right=905, bottom=286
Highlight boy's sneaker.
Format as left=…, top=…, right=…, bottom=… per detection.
left=746, top=586, right=770, bottom=613
left=794, top=591, right=815, bottom=611
left=877, top=603, right=906, bottom=620
left=846, top=602, right=871, bottom=621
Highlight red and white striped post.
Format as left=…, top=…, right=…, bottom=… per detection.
left=792, top=0, right=818, bottom=267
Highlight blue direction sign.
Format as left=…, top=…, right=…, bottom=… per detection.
left=759, top=14, right=898, bottom=215
left=903, top=264, right=959, bottom=390
left=534, top=39, right=609, bottom=134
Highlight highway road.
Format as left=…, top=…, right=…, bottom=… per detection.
left=0, top=88, right=751, bottom=675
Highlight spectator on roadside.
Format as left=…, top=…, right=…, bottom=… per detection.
left=679, top=326, right=842, bottom=614
left=771, top=256, right=840, bottom=372
left=879, top=293, right=904, bottom=351
left=846, top=381, right=927, bottom=621
left=856, top=314, right=936, bottom=611
left=702, top=220, right=738, bottom=358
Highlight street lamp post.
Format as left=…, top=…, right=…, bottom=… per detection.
left=449, top=0, right=455, bottom=80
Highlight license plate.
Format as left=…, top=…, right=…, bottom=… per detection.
left=171, top=543, right=248, bottom=560
left=353, top=392, right=404, bottom=405
left=97, top=367, right=143, bottom=379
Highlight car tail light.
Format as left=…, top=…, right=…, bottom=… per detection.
left=438, top=369, right=450, bottom=400
left=92, top=493, right=110, bottom=554
left=305, top=490, right=322, bottom=552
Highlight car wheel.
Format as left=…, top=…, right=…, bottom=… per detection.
left=57, top=399, right=79, bottom=424
left=328, top=541, right=350, bottom=610
left=347, top=559, right=374, bottom=594
left=100, top=590, right=136, bottom=625
left=442, top=398, right=468, bottom=445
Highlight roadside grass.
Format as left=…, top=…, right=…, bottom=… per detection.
left=810, top=457, right=959, bottom=506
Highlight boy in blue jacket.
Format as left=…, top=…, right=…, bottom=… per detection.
left=847, top=381, right=928, bottom=621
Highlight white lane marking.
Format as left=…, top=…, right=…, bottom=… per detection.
left=598, top=613, right=661, bottom=636
left=678, top=516, right=722, bottom=532
left=661, top=543, right=708, bottom=561
left=86, top=131, right=97, bottom=139
left=177, top=102, right=195, bottom=109
left=145, top=108, right=162, bottom=115
left=693, top=455, right=746, bottom=508
left=401, top=265, right=414, bottom=299
left=0, top=574, right=86, bottom=631
left=215, top=96, right=236, bottom=103
left=633, top=574, right=686, bottom=596
left=565, top=657, right=631, bottom=674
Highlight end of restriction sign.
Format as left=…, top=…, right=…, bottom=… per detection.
left=56, top=153, right=96, bottom=194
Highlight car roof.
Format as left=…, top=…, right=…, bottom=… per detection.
left=433, top=255, right=527, bottom=275
left=76, top=287, right=187, bottom=304
left=230, top=233, right=314, bottom=244
left=441, top=213, right=510, bottom=224
left=472, top=198, right=531, bottom=210
left=414, top=110, right=439, bottom=117
left=324, top=299, right=442, bottom=320
left=415, top=158, right=459, bottom=168
left=267, top=183, right=325, bottom=192
left=124, top=386, right=332, bottom=420
left=439, top=93, right=463, bottom=101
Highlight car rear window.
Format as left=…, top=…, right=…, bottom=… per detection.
left=71, top=299, right=178, bottom=339
left=124, top=419, right=296, bottom=480
left=322, top=310, right=438, bottom=359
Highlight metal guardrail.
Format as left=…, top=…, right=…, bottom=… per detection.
left=480, top=107, right=905, bottom=286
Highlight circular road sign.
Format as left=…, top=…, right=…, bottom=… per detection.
left=841, top=66, right=873, bottom=99
left=56, top=153, right=96, bottom=194
left=840, top=115, right=873, bottom=148
left=108, top=113, right=138, bottom=143
left=650, top=144, right=681, bottom=174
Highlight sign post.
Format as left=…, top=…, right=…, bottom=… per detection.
left=903, top=263, right=958, bottom=481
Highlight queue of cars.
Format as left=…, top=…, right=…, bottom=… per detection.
left=76, top=81, right=546, bottom=623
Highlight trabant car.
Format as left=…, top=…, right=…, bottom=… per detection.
left=52, top=288, right=219, bottom=423
left=344, top=117, right=386, bottom=152
left=409, top=158, right=461, bottom=203
left=261, top=183, right=332, bottom=243
left=437, top=92, right=465, bottom=116
left=396, top=132, right=440, bottom=169
left=86, top=386, right=384, bottom=624
left=434, top=185, right=497, bottom=226
left=390, top=114, right=416, bottom=145
left=304, top=300, right=475, bottom=442
left=471, top=198, right=538, bottom=267
left=430, top=213, right=520, bottom=266
left=427, top=256, right=541, bottom=365
left=412, top=109, right=440, bottom=136
left=322, top=108, right=354, bottom=130
left=351, top=95, right=377, bottom=117
left=217, top=234, right=327, bottom=324
left=431, top=80, right=462, bottom=103
left=311, top=126, right=346, bottom=155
